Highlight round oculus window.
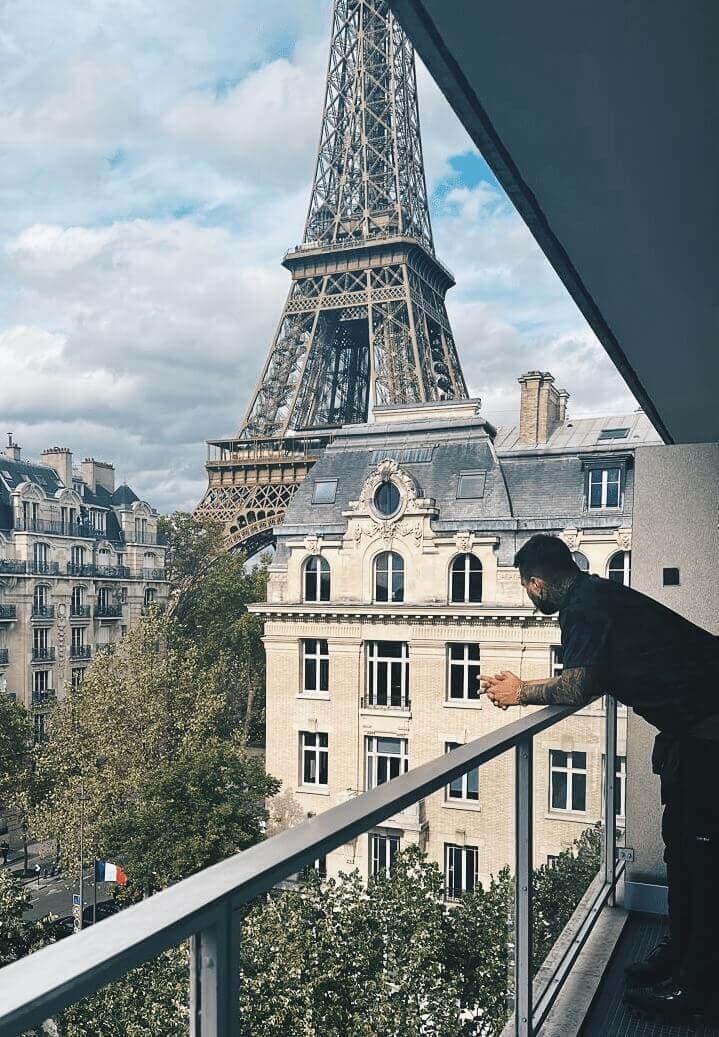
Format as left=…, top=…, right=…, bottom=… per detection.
left=373, top=481, right=400, bottom=517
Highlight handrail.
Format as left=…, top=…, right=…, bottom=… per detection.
left=0, top=703, right=609, bottom=1037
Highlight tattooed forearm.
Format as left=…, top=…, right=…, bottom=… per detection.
left=519, top=667, right=599, bottom=707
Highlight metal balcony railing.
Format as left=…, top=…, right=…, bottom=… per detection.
left=0, top=560, right=27, bottom=574
left=70, top=605, right=91, bottom=619
left=66, top=564, right=130, bottom=579
left=94, top=604, right=122, bottom=618
left=30, top=562, right=59, bottom=576
left=31, top=605, right=55, bottom=621
left=31, top=647, right=55, bottom=662
left=0, top=648, right=8, bottom=665
left=0, top=605, right=17, bottom=620
left=14, top=519, right=110, bottom=540
left=69, top=645, right=92, bottom=660
left=360, top=694, right=411, bottom=710
left=31, top=689, right=56, bottom=707
left=0, top=702, right=620, bottom=1037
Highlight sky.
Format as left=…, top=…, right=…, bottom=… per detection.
left=1, top=0, right=637, bottom=513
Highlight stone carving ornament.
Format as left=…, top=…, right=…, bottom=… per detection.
left=560, top=528, right=582, bottom=552
left=614, top=528, right=632, bottom=551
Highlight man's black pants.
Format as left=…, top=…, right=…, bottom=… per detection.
left=660, top=735, right=719, bottom=994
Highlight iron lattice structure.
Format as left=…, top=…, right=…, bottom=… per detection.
left=197, top=0, right=469, bottom=552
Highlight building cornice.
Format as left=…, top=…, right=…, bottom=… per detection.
left=249, top=602, right=557, bottom=626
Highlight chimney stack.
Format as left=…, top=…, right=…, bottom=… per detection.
left=517, top=371, right=569, bottom=446
left=41, top=447, right=73, bottom=488
left=81, top=459, right=115, bottom=494
left=3, top=433, right=21, bottom=461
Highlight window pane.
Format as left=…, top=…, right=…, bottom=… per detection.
left=376, top=662, right=388, bottom=701
left=551, top=750, right=568, bottom=768
left=304, top=659, right=316, bottom=690
left=312, top=480, right=338, bottom=504
left=572, top=773, right=586, bottom=811
left=589, top=473, right=602, bottom=508
left=468, top=570, right=482, bottom=602
left=606, top=469, right=620, bottom=507
left=303, top=753, right=314, bottom=784
left=319, top=733, right=328, bottom=747
left=467, top=768, right=479, bottom=800
left=319, top=752, right=328, bottom=785
left=377, top=737, right=400, bottom=754
left=449, top=644, right=463, bottom=661
left=467, top=664, right=481, bottom=699
left=467, top=644, right=480, bottom=661
left=391, top=569, right=404, bottom=602
left=319, top=568, right=330, bottom=601
left=551, top=771, right=567, bottom=810
left=451, top=569, right=465, bottom=602
left=319, top=659, right=329, bottom=691
left=572, top=751, right=586, bottom=768
left=376, top=567, right=389, bottom=601
left=450, top=666, right=465, bottom=699
left=379, top=641, right=403, bottom=658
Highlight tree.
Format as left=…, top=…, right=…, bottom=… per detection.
left=159, top=511, right=270, bottom=745
left=0, top=693, right=32, bottom=803
left=101, top=737, right=278, bottom=890
left=58, top=946, right=189, bottom=1037
left=0, top=871, right=55, bottom=967
left=28, top=613, right=278, bottom=893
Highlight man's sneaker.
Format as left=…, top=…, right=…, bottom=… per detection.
left=625, top=978, right=717, bottom=1023
left=624, top=937, right=677, bottom=988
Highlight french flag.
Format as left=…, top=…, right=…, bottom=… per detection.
left=95, top=860, right=128, bottom=885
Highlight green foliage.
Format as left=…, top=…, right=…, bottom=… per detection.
left=101, top=738, right=278, bottom=889
left=29, top=612, right=278, bottom=893
left=532, top=824, right=603, bottom=971
left=58, top=945, right=189, bottom=1037
left=0, top=693, right=32, bottom=804
left=0, top=871, right=55, bottom=967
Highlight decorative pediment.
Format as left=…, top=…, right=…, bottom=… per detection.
left=560, top=528, right=582, bottom=552
left=454, top=531, right=474, bottom=554
left=614, top=527, right=632, bottom=551
left=304, top=534, right=322, bottom=555
left=347, top=459, right=420, bottom=514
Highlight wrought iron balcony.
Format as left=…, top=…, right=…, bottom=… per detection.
left=69, top=645, right=92, bottom=660
left=0, top=702, right=621, bottom=1037
left=94, top=604, right=122, bottom=619
left=31, top=647, right=56, bottom=662
left=360, top=694, right=411, bottom=711
left=0, top=648, right=8, bottom=665
left=31, top=688, right=56, bottom=708
left=66, top=564, right=130, bottom=579
left=141, top=567, right=167, bottom=581
left=30, top=562, right=59, bottom=576
left=0, top=605, right=17, bottom=621
left=31, top=605, right=55, bottom=621
left=0, top=560, right=27, bottom=574
left=70, top=605, right=91, bottom=619
left=14, top=518, right=110, bottom=540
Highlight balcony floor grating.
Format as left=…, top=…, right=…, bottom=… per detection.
left=581, top=912, right=719, bottom=1036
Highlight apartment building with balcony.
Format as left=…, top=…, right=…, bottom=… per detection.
left=254, top=373, right=660, bottom=890
left=0, top=439, right=169, bottom=737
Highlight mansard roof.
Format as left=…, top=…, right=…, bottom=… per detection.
left=112, top=484, right=140, bottom=507
left=278, top=408, right=660, bottom=542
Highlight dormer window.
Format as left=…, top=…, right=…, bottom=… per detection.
left=588, top=468, right=621, bottom=509
left=304, top=556, right=330, bottom=602
left=374, top=551, right=404, bottom=603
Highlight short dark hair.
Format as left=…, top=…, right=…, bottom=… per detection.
left=514, top=535, right=577, bottom=580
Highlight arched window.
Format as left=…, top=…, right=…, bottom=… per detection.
left=572, top=552, right=589, bottom=572
left=374, top=551, right=404, bottom=603
left=450, top=554, right=482, bottom=603
left=607, top=551, right=631, bottom=586
left=304, top=556, right=330, bottom=602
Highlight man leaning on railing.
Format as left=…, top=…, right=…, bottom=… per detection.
left=479, top=534, right=719, bottom=1026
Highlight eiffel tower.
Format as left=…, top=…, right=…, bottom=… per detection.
left=197, top=0, right=469, bottom=553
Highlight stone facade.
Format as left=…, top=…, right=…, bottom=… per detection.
left=0, top=440, right=168, bottom=738
left=253, top=382, right=660, bottom=891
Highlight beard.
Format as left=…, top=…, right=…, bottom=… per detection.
left=528, top=588, right=561, bottom=615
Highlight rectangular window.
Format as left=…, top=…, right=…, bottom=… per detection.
left=366, top=736, right=408, bottom=789
left=370, top=831, right=400, bottom=877
left=550, top=750, right=587, bottom=812
left=447, top=643, right=481, bottom=700
left=33, top=670, right=50, bottom=693
left=301, top=732, right=328, bottom=786
left=597, top=428, right=629, bottom=441
left=445, top=742, right=479, bottom=802
left=366, top=641, right=409, bottom=707
left=550, top=645, right=563, bottom=678
left=312, top=480, right=338, bottom=504
left=302, top=639, right=329, bottom=694
left=33, top=628, right=48, bottom=653
left=71, top=627, right=85, bottom=650
left=71, top=668, right=85, bottom=689
left=588, top=467, right=621, bottom=509
left=456, top=471, right=487, bottom=499
left=547, top=855, right=560, bottom=869
left=445, top=843, right=479, bottom=899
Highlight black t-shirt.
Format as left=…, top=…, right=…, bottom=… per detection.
left=559, top=573, right=719, bottom=734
